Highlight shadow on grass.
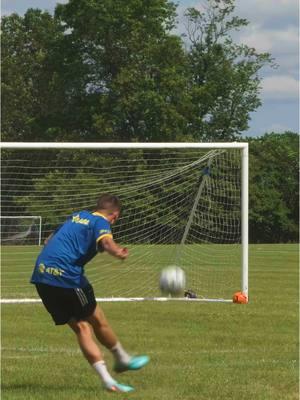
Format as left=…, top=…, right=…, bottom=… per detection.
left=1, top=382, right=97, bottom=398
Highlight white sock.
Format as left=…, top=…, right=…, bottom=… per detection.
left=92, top=360, right=115, bottom=386
left=111, top=342, right=131, bottom=364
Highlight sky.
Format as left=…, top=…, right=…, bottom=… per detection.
left=2, top=0, right=299, bottom=137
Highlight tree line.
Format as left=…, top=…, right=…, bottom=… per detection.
left=2, top=0, right=272, bottom=142
left=1, top=0, right=299, bottom=242
left=248, top=132, right=298, bottom=243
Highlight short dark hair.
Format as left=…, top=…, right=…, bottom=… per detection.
left=96, top=194, right=121, bottom=211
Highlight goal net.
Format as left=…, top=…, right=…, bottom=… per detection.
left=1, top=143, right=248, bottom=302
left=0, top=216, right=42, bottom=246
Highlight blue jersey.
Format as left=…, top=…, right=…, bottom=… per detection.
left=31, top=211, right=112, bottom=289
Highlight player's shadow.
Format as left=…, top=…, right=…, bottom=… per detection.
left=1, top=382, right=96, bottom=398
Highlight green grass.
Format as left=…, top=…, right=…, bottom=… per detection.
left=1, top=244, right=299, bottom=400
left=1, top=243, right=241, bottom=299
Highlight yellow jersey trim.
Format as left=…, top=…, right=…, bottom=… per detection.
left=96, top=233, right=113, bottom=243
left=92, top=212, right=109, bottom=221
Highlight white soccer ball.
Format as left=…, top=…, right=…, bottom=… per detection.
left=159, top=266, right=186, bottom=295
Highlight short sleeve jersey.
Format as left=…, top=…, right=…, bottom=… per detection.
left=30, top=211, right=112, bottom=289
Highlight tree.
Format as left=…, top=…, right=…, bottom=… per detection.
left=2, top=0, right=273, bottom=142
left=2, top=10, right=66, bottom=141
left=54, top=0, right=190, bottom=141
left=184, top=0, right=273, bottom=140
left=248, top=132, right=299, bottom=243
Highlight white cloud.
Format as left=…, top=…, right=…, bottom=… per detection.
left=235, top=0, right=299, bottom=78
left=238, top=24, right=299, bottom=76
left=178, top=2, right=299, bottom=73
left=261, top=75, right=299, bottom=100
left=179, top=0, right=298, bottom=26
left=239, top=25, right=298, bottom=54
left=235, top=0, right=298, bottom=28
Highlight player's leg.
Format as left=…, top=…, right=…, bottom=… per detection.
left=68, top=318, right=134, bottom=393
left=85, top=304, right=119, bottom=348
left=35, top=283, right=134, bottom=393
left=85, top=304, right=129, bottom=358
left=68, top=318, right=102, bottom=364
left=86, top=304, right=150, bottom=373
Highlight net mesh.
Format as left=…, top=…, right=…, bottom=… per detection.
left=0, top=216, right=41, bottom=245
left=1, top=147, right=242, bottom=300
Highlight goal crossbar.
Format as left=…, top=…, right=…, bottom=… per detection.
left=0, top=142, right=248, bottom=149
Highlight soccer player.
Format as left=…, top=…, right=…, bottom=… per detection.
left=31, top=194, right=149, bottom=393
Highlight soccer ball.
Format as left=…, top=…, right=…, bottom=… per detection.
left=159, top=266, right=186, bottom=295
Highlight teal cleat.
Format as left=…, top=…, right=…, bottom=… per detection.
left=105, top=380, right=134, bottom=393
left=114, top=355, right=150, bottom=373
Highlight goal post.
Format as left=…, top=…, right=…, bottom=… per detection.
left=241, top=144, right=249, bottom=297
left=0, top=142, right=248, bottom=303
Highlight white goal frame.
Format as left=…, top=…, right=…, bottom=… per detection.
left=0, top=215, right=42, bottom=246
left=0, top=142, right=248, bottom=303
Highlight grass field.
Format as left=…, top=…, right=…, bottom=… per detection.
left=1, top=243, right=242, bottom=300
left=1, top=244, right=299, bottom=400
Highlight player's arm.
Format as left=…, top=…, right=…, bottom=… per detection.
left=99, top=236, right=128, bottom=260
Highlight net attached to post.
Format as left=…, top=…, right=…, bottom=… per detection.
left=1, top=146, right=243, bottom=302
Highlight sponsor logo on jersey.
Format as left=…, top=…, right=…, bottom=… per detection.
left=38, top=263, right=64, bottom=276
left=72, top=214, right=90, bottom=225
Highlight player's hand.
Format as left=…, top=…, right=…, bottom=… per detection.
left=119, top=247, right=129, bottom=260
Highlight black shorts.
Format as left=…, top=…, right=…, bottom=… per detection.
left=35, top=283, right=97, bottom=325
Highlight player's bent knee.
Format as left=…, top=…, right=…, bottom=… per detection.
left=68, top=319, right=91, bottom=336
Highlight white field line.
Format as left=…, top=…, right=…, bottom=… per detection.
left=0, top=297, right=233, bottom=304
left=1, top=346, right=246, bottom=357
left=2, top=346, right=297, bottom=366
left=1, top=346, right=81, bottom=357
